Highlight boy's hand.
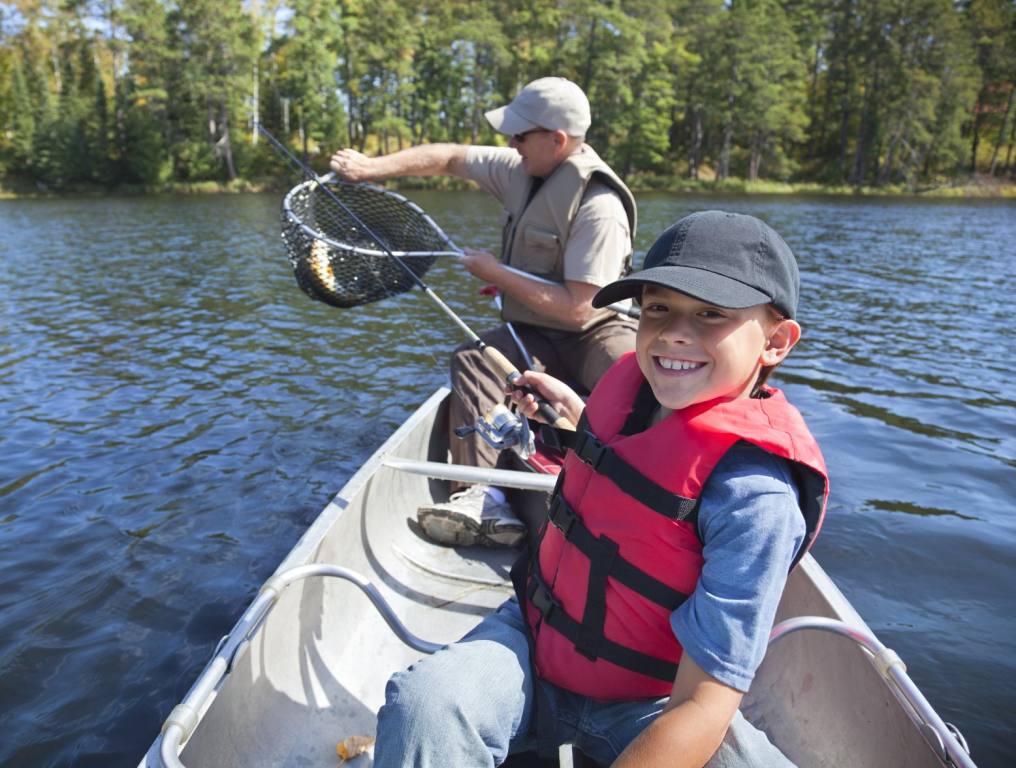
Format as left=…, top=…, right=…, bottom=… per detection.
left=507, top=371, right=585, bottom=427
left=611, top=655, right=742, bottom=768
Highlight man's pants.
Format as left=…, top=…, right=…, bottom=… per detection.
left=448, top=317, right=637, bottom=471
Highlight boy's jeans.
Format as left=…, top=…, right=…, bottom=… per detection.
left=374, top=599, right=796, bottom=768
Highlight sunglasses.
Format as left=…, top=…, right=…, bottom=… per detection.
left=512, top=128, right=551, bottom=143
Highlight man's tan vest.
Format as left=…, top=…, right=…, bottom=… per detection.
left=499, top=145, right=637, bottom=332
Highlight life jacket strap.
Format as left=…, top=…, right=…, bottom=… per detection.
left=527, top=573, right=678, bottom=683
left=570, top=430, right=700, bottom=525
left=547, top=495, right=690, bottom=609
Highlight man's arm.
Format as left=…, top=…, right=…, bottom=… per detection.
left=611, top=655, right=742, bottom=768
left=460, top=248, right=602, bottom=328
left=329, top=144, right=470, bottom=182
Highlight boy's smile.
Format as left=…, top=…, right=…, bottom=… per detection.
left=636, top=286, right=799, bottom=414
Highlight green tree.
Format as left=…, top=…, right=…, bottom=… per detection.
left=0, top=49, right=37, bottom=174
left=272, top=0, right=346, bottom=163
left=734, top=0, right=809, bottom=181
left=169, top=0, right=256, bottom=180
left=964, top=0, right=1016, bottom=174
left=119, top=0, right=173, bottom=183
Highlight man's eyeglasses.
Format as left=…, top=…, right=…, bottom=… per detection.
left=512, top=128, right=550, bottom=144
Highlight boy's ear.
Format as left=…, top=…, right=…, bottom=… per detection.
left=761, top=319, right=801, bottom=366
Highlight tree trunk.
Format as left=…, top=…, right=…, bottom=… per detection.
left=838, top=96, right=851, bottom=181
left=989, top=85, right=1014, bottom=176
left=878, top=134, right=897, bottom=186
left=208, top=102, right=217, bottom=141
left=970, top=87, right=986, bottom=174
left=850, top=61, right=880, bottom=186
left=471, top=64, right=480, bottom=144
left=718, top=85, right=735, bottom=181
left=220, top=105, right=237, bottom=180
left=396, top=98, right=404, bottom=151
left=689, top=108, right=702, bottom=180
left=1004, top=117, right=1016, bottom=174
left=718, top=121, right=732, bottom=181
left=300, top=109, right=308, bottom=163
left=251, top=59, right=259, bottom=146
left=806, top=43, right=821, bottom=161
left=748, top=135, right=761, bottom=182
left=582, top=18, right=597, bottom=95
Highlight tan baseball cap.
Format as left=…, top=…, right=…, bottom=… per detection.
left=484, top=77, right=591, bottom=137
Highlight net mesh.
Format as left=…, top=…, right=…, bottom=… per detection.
left=280, top=178, right=456, bottom=308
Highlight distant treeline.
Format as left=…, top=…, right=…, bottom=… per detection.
left=0, top=0, right=1014, bottom=192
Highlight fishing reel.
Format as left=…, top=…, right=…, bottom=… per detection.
left=455, top=403, right=535, bottom=459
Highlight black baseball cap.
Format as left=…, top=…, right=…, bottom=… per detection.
left=593, top=210, right=800, bottom=318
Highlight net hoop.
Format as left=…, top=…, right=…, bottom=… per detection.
left=281, top=175, right=462, bottom=258
left=280, top=174, right=462, bottom=308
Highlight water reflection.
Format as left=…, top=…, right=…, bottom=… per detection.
left=865, top=498, right=978, bottom=521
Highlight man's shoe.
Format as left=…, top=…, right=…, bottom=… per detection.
left=417, top=484, right=526, bottom=548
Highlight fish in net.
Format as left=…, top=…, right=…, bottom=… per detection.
left=280, top=176, right=461, bottom=308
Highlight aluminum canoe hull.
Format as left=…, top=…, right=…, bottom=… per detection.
left=141, top=388, right=952, bottom=768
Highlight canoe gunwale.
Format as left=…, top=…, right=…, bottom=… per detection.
left=768, top=614, right=975, bottom=768
left=144, top=387, right=453, bottom=768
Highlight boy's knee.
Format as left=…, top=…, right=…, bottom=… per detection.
left=381, top=657, right=484, bottom=726
left=384, top=664, right=443, bottom=713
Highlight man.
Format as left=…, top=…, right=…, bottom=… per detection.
left=330, top=77, right=637, bottom=548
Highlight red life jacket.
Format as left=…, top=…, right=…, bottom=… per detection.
left=519, top=353, right=828, bottom=700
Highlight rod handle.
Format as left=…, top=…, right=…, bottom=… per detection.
left=481, top=345, right=574, bottom=430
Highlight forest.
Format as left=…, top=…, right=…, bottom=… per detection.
left=0, top=0, right=1014, bottom=194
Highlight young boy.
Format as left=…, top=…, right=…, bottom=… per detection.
left=372, top=211, right=828, bottom=768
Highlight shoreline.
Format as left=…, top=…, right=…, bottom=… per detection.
left=2, top=175, right=1014, bottom=200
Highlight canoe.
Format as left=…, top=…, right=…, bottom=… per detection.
left=139, top=388, right=975, bottom=768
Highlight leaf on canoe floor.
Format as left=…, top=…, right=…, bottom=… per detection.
left=336, top=734, right=375, bottom=763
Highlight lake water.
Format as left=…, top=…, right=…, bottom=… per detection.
left=1, top=190, right=1013, bottom=767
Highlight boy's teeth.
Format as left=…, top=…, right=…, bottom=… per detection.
left=658, top=357, right=703, bottom=371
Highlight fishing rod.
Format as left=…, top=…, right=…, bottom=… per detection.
left=497, top=268, right=641, bottom=320
left=259, top=125, right=574, bottom=430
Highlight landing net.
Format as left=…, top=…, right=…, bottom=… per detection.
left=280, top=176, right=461, bottom=308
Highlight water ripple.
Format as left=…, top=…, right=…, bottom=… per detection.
left=1, top=191, right=1014, bottom=767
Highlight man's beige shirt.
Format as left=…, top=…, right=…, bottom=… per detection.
left=464, top=146, right=631, bottom=287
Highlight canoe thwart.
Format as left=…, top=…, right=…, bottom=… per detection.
left=383, top=457, right=557, bottom=491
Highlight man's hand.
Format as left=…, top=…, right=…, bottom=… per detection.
left=459, top=248, right=501, bottom=282
left=330, top=149, right=375, bottom=182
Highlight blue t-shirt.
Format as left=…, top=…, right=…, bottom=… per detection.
left=670, top=440, right=806, bottom=693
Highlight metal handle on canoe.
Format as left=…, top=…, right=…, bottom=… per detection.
left=769, top=616, right=976, bottom=768
left=159, top=563, right=442, bottom=768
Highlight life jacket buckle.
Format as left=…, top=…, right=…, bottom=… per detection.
left=528, top=579, right=560, bottom=620
left=576, top=431, right=609, bottom=471
left=548, top=495, right=577, bottom=538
